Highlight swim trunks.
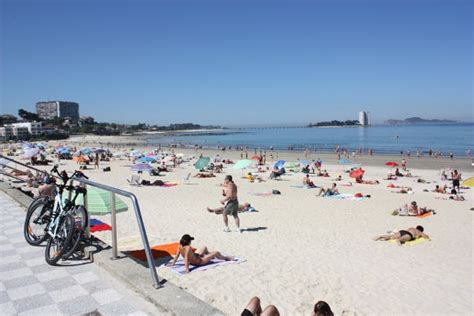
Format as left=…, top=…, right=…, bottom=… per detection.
left=399, top=230, right=414, bottom=241
left=224, top=199, right=239, bottom=216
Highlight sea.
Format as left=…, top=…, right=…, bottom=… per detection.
left=145, top=124, right=474, bottom=156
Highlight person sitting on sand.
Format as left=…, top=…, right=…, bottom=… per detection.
left=374, top=225, right=431, bottom=245
left=245, top=172, right=265, bottom=183
left=434, top=185, right=448, bottom=193
left=392, top=201, right=435, bottom=216
left=193, top=172, right=216, bottom=178
left=317, top=183, right=339, bottom=196
left=269, top=167, right=285, bottom=180
left=168, top=234, right=235, bottom=274
left=303, top=174, right=316, bottom=187
left=394, top=168, right=404, bottom=177
left=384, top=172, right=397, bottom=180
left=241, top=297, right=280, bottom=316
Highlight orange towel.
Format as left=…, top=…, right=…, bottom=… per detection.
left=127, top=242, right=180, bottom=261
left=416, top=212, right=432, bottom=218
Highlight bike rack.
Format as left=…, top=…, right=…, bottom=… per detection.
left=0, top=154, right=162, bottom=289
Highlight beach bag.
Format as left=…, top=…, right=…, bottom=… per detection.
left=103, top=167, right=111, bottom=172
left=272, top=189, right=281, bottom=195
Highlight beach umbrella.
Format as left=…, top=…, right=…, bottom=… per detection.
left=22, top=148, right=41, bottom=159
left=338, top=158, right=351, bottom=165
left=194, top=157, right=210, bottom=170
left=284, top=161, right=297, bottom=169
left=274, top=160, right=285, bottom=169
left=350, top=168, right=365, bottom=179
left=137, top=156, right=155, bottom=163
left=233, top=159, right=254, bottom=170
left=299, top=160, right=310, bottom=166
left=462, top=177, right=474, bottom=188
left=385, top=162, right=399, bottom=167
left=131, top=163, right=153, bottom=172
left=64, top=187, right=128, bottom=215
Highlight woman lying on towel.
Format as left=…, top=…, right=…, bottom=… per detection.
left=140, top=179, right=165, bottom=186
left=168, top=234, right=235, bottom=273
left=355, top=175, right=379, bottom=185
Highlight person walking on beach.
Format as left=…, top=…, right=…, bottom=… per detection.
left=214, top=175, right=241, bottom=232
left=94, top=152, right=99, bottom=169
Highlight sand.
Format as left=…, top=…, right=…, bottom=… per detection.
left=2, top=140, right=473, bottom=315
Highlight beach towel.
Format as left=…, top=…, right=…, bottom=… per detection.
left=250, top=192, right=274, bottom=197
left=165, top=257, right=245, bottom=275
left=161, top=182, right=178, bottom=187
left=416, top=212, right=433, bottom=218
left=389, top=211, right=433, bottom=218
left=290, top=185, right=319, bottom=189
left=325, top=193, right=366, bottom=201
left=127, top=242, right=180, bottom=261
left=389, top=237, right=428, bottom=246
left=89, top=218, right=112, bottom=232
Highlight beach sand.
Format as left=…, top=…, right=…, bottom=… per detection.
left=3, top=140, right=473, bottom=315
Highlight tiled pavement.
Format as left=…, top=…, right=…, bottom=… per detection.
left=0, top=191, right=154, bottom=315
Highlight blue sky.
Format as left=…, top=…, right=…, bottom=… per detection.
left=1, top=0, right=472, bottom=126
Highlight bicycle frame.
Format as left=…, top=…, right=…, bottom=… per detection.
left=47, top=188, right=68, bottom=238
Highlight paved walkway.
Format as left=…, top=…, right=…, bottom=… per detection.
left=0, top=191, right=155, bottom=316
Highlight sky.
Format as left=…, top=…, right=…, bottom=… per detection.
left=1, top=0, right=472, bottom=126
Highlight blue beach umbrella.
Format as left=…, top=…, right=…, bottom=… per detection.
left=274, top=160, right=285, bottom=168
left=137, top=156, right=155, bottom=163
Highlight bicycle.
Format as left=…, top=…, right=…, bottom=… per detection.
left=23, top=166, right=89, bottom=264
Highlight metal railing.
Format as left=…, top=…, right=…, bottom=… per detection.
left=0, top=154, right=161, bottom=288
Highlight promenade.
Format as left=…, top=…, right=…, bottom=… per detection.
left=0, top=191, right=153, bottom=316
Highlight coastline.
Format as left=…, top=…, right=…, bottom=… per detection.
left=66, top=134, right=473, bottom=172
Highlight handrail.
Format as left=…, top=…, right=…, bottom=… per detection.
left=70, top=176, right=161, bottom=288
left=0, top=154, right=161, bottom=288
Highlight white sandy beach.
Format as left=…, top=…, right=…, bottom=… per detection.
left=2, top=143, right=473, bottom=315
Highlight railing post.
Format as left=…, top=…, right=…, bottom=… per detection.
left=110, top=192, right=118, bottom=260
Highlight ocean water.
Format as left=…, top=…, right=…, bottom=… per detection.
left=146, top=124, right=474, bottom=156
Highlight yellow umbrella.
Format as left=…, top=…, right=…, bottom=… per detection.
left=462, top=177, right=474, bottom=188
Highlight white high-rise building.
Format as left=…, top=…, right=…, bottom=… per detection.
left=359, top=111, right=369, bottom=126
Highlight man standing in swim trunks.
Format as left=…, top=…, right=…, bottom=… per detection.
left=220, top=175, right=241, bottom=232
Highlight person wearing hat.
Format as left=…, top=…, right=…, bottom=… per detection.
left=168, top=234, right=235, bottom=273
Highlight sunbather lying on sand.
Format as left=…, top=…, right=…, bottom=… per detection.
left=168, top=234, right=235, bottom=273
left=355, top=175, right=379, bottom=185
left=449, top=194, right=465, bottom=201
left=194, top=172, right=216, bottom=178
left=140, top=179, right=166, bottom=186
left=374, top=225, right=430, bottom=245
left=316, top=183, right=339, bottom=196
left=207, top=202, right=256, bottom=214
left=391, top=186, right=413, bottom=194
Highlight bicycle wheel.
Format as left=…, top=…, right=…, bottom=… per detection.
left=45, top=214, right=75, bottom=265
left=62, top=205, right=89, bottom=259
left=24, top=199, right=53, bottom=246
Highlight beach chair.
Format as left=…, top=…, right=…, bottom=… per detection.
left=182, top=172, right=191, bottom=184
left=127, top=175, right=141, bottom=186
